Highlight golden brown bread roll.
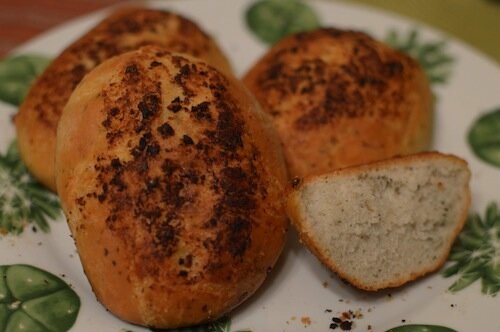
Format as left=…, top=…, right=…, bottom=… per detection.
left=55, top=45, right=288, bottom=328
left=15, top=7, right=232, bottom=191
left=243, top=27, right=433, bottom=178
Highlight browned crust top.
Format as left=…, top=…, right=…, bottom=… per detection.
left=245, top=28, right=417, bottom=129
left=56, top=47, right=288, bottom=326
left=14, top=7, right=232, bottom=192
left=18, top=7, right=228, bottom=134
left=74, top=50, right=273, bottom=279
left=243, top=28, right=431, bottom=177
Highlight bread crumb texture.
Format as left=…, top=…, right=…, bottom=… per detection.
left=290, top=153, right=470, bottom=290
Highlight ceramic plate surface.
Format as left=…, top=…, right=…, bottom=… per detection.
left=0, top=1, right=499, bottom=331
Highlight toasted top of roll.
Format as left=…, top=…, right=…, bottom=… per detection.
left=243, top=27, right=433, bottom=178
left=55, top=46, right=288, bottom=328
left=15, top=7, right=232, bottom=191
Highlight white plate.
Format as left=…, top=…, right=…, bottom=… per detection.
left=1, top=1, right=499, bottom=331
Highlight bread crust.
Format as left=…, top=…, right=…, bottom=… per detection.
left=243, top=28, right=433, bottom=179
left=286, top=152, right=471, bottom=291
left=15, top=7, right=232, bottom=191
left=55, top=46, right=287, bottom=327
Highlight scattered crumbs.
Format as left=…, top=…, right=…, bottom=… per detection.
left=325, top=309, right=333, bottom=313
left=301, top=316, right=311, bottom=327
left=450, top=303, right=456, bottom=308
left=291, top=316, right=296, bottom=321
left=37, top=242, right=42, bottom=246
left=427, top=285, right=433, bottom=289
left=31, top=226, right=37, bottom=233
left=60, top=274, right=66, bottom=278
left=340, top=321, right=353, bottom=330
left=353, top=309, right=363, bottom=319
left=329, top=310, right=361, bottom=331
left=367, top=308, right=372, bottom=313
left=367, top=324, right=372, bottom=330
left=341, top=311, right=351, bottom=320
left=338, top=299, right=344, bottom=302
left=401, top=319, right=406, bottom=323
left=69, top=254, right=74, bottom=258
left=323, top=281, right=329, bottom=288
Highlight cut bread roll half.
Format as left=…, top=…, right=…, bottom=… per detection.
left=286, top=152, right=471, bottom=291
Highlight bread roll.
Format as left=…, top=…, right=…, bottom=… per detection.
left=287, top=152, right=471, bottom=291
left=55, top=46, right=288, bottom=328
left=243, top=27, right=433, bottom=178
left=15, top=7, right=232, bottom=191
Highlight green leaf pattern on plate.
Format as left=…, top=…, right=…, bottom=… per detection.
left=385, top=325, right=457, bottom=332
left=0, top=264, right=80, bottom=332
left=147, top=316, right=251, bottom=332
left=0, top=54, right=51, bottom=106
left=246, top=0, right=320, bottom=44
left=468, top=107, right=500, bottom=167
left=443, top=202, right=500, bottom=296
left=0, top=141, right=61, bottom=235
left=385, top=29, right=454, bottom=85
left=207, top=317, right=233, bottom=332
left=206, top=317, right=251, bottom=332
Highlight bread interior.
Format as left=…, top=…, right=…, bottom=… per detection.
left=299, top=159, right=469, bottom=287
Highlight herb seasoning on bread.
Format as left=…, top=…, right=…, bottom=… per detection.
left=244, top=27, right=433, bottom=178
left=16, top=7, right=232, bottom=191
left=55, top=46, right=287, bottom=328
